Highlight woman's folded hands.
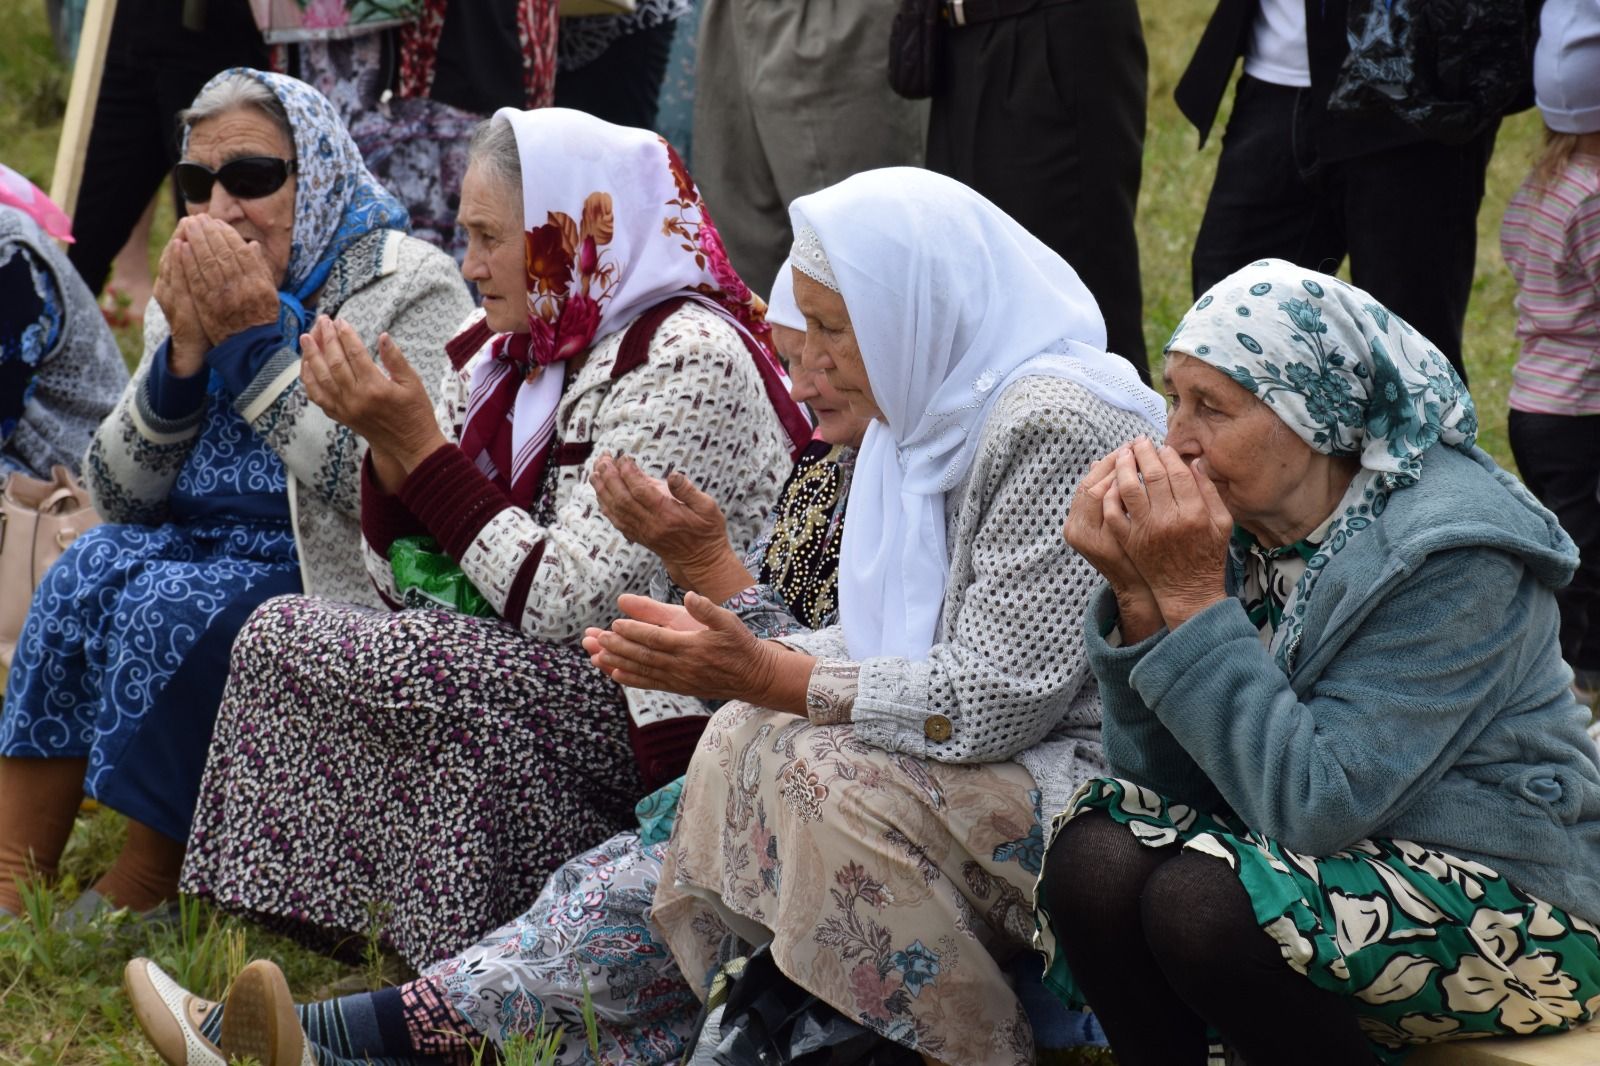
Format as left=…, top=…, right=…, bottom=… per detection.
left=1066, top=436, right=1233, bottom=641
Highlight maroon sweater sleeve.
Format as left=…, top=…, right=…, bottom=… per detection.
left=397, top=443, right=516, bottom=559
left=397, top=443, right=548, bottom=625
left=360, top=453, right=427, bottom=557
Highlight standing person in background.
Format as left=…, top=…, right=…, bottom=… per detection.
left=555, top=2, right=694, bottom=131
left=1502, top=0, right=1600, bottom=709
left=66, top=0, right=266, bottom=296
left=925, top=0, right=1149, bottom=382
left=1177, top=0, right=1520, bottom=384
left=691, top=0, right=926, bottom=293
left=274, top=0, right=560, bottom=262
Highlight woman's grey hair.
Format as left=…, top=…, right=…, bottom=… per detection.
left=178, top=73, right=294, bottom=150
left=467, top=115, right=522, bottom=194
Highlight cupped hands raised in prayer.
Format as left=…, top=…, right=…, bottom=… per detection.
left=1065, top=435, right=1232, bottom=642
left=299, top=314, right=446, bottom=492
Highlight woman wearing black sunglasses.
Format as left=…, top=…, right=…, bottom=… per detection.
left=0, top=68, right=475, bottom=924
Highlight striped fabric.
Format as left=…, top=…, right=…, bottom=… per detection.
left=1500, top=157, right=1600, bottom=415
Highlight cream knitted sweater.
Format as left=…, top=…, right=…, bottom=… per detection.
left=782, top=376, right=1151, bottom=829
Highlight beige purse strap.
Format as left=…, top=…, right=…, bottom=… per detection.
left=38, top=486, right=79, bottom=515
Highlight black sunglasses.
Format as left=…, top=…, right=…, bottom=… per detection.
left=174, top=156, right=297, bottom=204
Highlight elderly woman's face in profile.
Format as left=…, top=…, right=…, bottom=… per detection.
left=777, top=324, right=870, bottom=450
left=183, top=108, right=297, bottom=286
left=1163, top=352, right=1324, bottom=532
left=792, top=269, right=883, bottom=423
left=458, top=162, right=531, bottom=335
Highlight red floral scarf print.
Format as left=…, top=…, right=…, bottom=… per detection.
left=450, top=109, right=810, bottom=508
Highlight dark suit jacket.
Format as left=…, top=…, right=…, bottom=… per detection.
left=1173, top=0, right=1422, bottom=162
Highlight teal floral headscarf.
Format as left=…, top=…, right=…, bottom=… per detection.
left=1164, top=258, right=1478, bottom=491
left=1164, top=260, right=1480, bottom=673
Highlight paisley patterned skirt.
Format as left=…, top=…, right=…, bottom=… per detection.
left=426, top=829, right=699, bottom=1065
left=179, top=596, right=642, bottom=967
left=1036, top=778, right=1600, bottom=1063
left=0, top=519, right=300, bottom=841
left=652, top=702, right=1047, bottom=1066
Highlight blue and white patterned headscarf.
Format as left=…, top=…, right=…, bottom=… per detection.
left=1165, top=259, right=1480, bottom=673
left=184, top=68, right=410, bottom=335
left=1165, top=258, right=1478, bottom=491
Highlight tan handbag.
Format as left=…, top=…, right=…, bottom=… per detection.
left=0, top=466, right=100, bottom=668
left=559, top=0, right=638, bottom=16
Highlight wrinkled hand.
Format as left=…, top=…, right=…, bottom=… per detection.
left=592, top=454, right=747, bottom=593
left=300, top=315, right=444, bottom=486
left=1106, top=437, right=1234, bottom=631
left=1065, top=449, right=1162, bottom=641
left=582, top=592, right=783, bottom=703
left=153, top=234, right=211, bottom=376
left=176, top=216, right=280, bottom=343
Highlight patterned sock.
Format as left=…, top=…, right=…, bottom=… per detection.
left=196, top=986, right=468, bottom=1066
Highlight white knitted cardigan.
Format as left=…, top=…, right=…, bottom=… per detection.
left=782, top=376, right=1151, bottom=831
left=84, top=229, right=475, bottom=608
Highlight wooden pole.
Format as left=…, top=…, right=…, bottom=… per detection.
left=48, top=0, right=119, bottom=222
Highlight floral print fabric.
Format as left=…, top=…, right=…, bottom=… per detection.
left=427, top=831, right=695, bottom=1065
left=1037, top=779, right=1600, bottom=1063
left=179, top=596, right=641, bottom=966
left=1165, top=257, right=1478, bottom=491
left=653, top=702, right=1048, bottom=1066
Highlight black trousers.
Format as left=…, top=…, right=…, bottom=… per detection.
left=1191, top=75, right=1497, bottom=385
left=553, top=20, right=677, bottom=131
left=1509, top=410, right=1600, bottom=677
left=926, top=0, right=1149, bottom=382
left=65, top=0, right=266, bottom=295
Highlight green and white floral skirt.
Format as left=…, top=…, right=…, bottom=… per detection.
left=1035, top=778, right=1600, bottom=1062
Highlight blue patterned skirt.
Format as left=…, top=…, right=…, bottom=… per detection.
left=0, top=519, right=299, bottom=841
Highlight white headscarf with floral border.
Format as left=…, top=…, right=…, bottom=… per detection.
left=451, top=107, right=809, bottom=506
left=791, top=168, right=1167, bottom=661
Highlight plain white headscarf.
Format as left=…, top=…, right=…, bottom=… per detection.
left=790, top=168, right=1167, bottom=661
left=765, top=258, right=804, bottom=331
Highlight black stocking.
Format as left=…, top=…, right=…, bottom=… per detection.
left=1143, top=851, right=1376, bottom=1065
left=1041, top=812, right=1211, bottom=1064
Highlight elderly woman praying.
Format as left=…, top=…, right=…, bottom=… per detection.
left=0, top=69, right=471, bottom=922
left=584, top=168, right=1166, bottom=1064
left=174, top=107, right=810, bottom=968
left=1035, top=259, right=1600, bottom=1065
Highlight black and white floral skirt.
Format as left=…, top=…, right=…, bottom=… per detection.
left=180, top=596, right=643, bottom=967
left=1036, top=778, right=1600, bottom=1063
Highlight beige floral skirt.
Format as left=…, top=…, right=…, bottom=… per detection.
left=653, top=702, right=1048, bottom=1066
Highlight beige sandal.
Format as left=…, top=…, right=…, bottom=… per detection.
left=122, top=957, right=225, bottom=1066
left=219, top=958, right=318, bottom=1066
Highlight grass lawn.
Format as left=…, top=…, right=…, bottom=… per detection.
left=0, top=0, right=1542, bottom=1061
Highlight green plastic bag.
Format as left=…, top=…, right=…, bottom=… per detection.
left=388, top=535, right=496, bottom=618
